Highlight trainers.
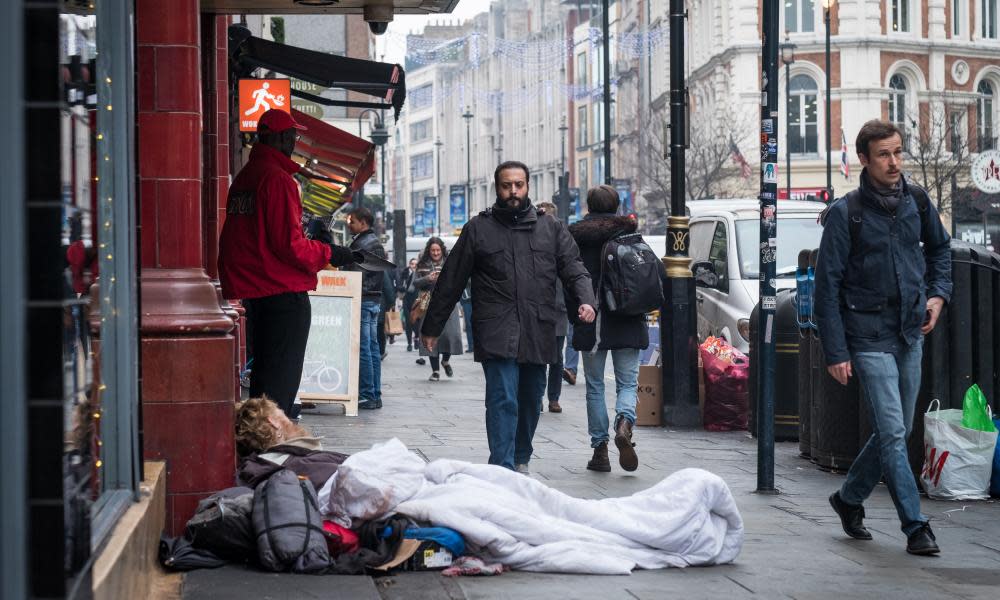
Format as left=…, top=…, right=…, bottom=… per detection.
left=416, top=357, right=426, bottom=365
left=906, top=523, right=940, bottom=556
left=828, top=492, right=872, bottom=540
left=613, top=415, right=638, bottom=472
left=429, top=372, right=440, bottom=382
left=562, top=368, right=577, bottom=385
left=358, top=398, right=381, bottom=410
left=548, top=400, right=562, bottom=413
left=515, top=463, right=530, bottom=475
left=407, top=344, right=413, bottom=352
left=586, top=442, right=611, bottom=472
left=442, top=362, right=453, bottom=377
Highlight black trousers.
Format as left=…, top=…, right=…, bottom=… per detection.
left=546, top=336, right=565, bottom=402
left=246, top=292, right=311, bottom=417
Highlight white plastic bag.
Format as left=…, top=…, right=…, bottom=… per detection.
left=921, top=399, right=998, bottom=500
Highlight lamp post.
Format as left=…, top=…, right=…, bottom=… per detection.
left=780, top=36, right=796, bottom=202
left=558, top=115, right=569, bottom=224
left=823, top=0, right=836, bottom=200
left=462, top=107, right=473, bottom=221
left=434, top=137, right=443, bottom=236
left=357, top=108, right=389, bottom=211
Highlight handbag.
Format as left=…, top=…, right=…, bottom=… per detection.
left=385, top=310, right=404, bottom=336
left=409, top=290, right=431, bottom=323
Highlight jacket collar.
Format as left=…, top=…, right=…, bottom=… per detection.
left=857, top=167, right=912, bottom=215
left=488, top=197, right=537, bottom=228
left=250, top=143, right=301, bottom=175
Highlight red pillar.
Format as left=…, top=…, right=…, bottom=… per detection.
left=136, top=0, right=236, bottom=535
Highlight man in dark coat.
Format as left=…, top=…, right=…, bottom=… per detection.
left=567, top=185, right=654, bottom=473
left=421, top=161, right=597, bottom=472
left=345, top=207, right=388, bottom=410
left=815, top=119, right=951, bottom=556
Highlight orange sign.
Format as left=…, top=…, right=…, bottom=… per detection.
left=238, top=78, right=292, bottom=132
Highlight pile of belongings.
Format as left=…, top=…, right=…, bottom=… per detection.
left=699, top=336, right=750, bottom=431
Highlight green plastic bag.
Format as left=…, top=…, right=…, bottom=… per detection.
left=961, top=384, right=997, bottom=432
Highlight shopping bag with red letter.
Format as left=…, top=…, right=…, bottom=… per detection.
left=921, top=399, right=997, bottom=500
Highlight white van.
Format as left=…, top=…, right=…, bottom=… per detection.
left=687, top=199, right=826, bottom=353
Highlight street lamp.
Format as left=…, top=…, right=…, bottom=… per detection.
left=780, top=35, right=796, bottom=202
left=558, top=115, right=569, bottom=224
left=434, top=137, right=443, bottom=236
left=462, top=107, right=473, bottom=220
left=357, top=108, right=389, bottom=211
left=823, top=0, right=836, bottom=200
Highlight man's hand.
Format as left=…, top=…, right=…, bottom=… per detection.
left=421, top=335, right=438, bottom=353
left=827, top=361, right=852, bottom=386
left=921, top=296, right=945, bottom=335
left=429, top=271, right=440, bottom=281
left=578, top=304, right=596, bottom=323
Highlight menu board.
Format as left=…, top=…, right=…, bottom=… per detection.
left=300, top=270, right=361, bottom=416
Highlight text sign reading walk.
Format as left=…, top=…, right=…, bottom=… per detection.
left=238, top=78, right=292, bottom=132
left=300, top=270, right=362, bottom=416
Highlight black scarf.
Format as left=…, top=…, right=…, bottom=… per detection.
left=491, top=196, right=533, bottom=225
left=861, top=168, right=902, bottom=213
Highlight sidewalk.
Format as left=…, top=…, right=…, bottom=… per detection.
left=184, top=341, right=1000, bottom=600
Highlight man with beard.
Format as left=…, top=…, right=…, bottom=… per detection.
left=420, top=161, right=597, bottom=473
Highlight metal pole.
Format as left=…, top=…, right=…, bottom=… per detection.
left=825, top=7, right=832, bottom=198
left=602, top=0, right=612, bottom=184
left=660, top=0, right=699, bottom=427
left=463, top=107, right=473, bottom=221
left=786, top=60, right=792, bottom=201
left=757, top=0, right=780, bottom=494
left=434, top=139, right=442, bottom=236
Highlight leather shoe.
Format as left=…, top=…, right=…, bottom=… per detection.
left=906, top=523, right=940, bottom=556
left=548, top=400, right=562, bottom=413
left=562, top=368, right=576, bottom=385
left=613, top=415, right=638, bottom=472
left=358, top=399, right=381, bottom=410
left=586, top=442, right=611, bottom=472
left=829, top=492, right=872, bottom=540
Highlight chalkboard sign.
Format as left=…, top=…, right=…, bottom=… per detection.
left=300, top=270, right=361, bottom=416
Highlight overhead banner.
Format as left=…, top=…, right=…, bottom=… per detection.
left=413, top=212, right=425, bottom=235
left=449, top=185, right=467, bottom=227
left=238, top=78, right=291, bottom=132
left=423, top=196, right=437, bottom=234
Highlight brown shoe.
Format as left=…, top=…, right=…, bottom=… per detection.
left=586, top=442, right=611, bottom=472
left=614, top=415, right=638, bottom=472
left=548, top=400, right=562, bottom=413
left=562, top=368, right=576, bottom=385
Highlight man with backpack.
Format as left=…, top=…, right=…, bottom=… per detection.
left=568, top=185, right=664, bottom=472
left=815, top=119, right=951, bottom=556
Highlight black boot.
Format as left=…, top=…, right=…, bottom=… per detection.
left=906, top=523, right=940, bottom=556
left=613, top=415, right=638, bottom=472
left=829, top=492, right=872, bottom=540
left=586, top=442, right=611, bottom=472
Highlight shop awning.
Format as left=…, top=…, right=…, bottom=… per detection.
left=292, top=109, right=375, bottom=216
left=229, top=26, right=406, bottom=119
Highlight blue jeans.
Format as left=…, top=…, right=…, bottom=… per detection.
left=581, top=348, right=640, bottom=447
left=482, top=359, right=546, bottom=469
left=564, top=322, right=579, bottom=372
left=840, top=338, right=926, bottom=536
left=359, top=301, right=382, bottom=401
left=460, top=298, right=474, bottom=351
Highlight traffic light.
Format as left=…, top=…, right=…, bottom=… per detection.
left=817, top=188, right=834, bottom=203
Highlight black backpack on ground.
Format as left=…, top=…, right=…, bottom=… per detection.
left=597, top=232, right=665, bottom=316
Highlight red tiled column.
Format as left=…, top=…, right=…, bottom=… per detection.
left=136, top=0, right=236, bottom=535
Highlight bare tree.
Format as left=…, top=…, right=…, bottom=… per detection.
left=904, top=103, right=972, bottom=219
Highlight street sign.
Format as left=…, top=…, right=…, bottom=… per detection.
left=971, top=149, right=1000, bottom=194
left=238, top=78, right=291, bottom=132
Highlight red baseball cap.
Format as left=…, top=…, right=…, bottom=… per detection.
left=257, top=109, right=306, bottom=134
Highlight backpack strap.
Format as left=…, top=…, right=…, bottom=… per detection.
left=846, top=193, right=863, bottom=247
left=908, top=184, right=932, bottom=243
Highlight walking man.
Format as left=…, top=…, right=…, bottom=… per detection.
left=345, top=207, right=388, bottom=410
left=421, top=161, right=596, bottom=472
left=815, top=119, right=951, bottom=556
left=219, top=109, right=358, bottom=419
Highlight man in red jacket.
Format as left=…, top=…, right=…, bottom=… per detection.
left=219, top=109, right=356, bottom=419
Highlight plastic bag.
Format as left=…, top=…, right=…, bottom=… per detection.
left=700, top=339, right=749, bottom=431
left=921, top=399, right=998, bottom=500
left=961, top=384, right=997, bottom=432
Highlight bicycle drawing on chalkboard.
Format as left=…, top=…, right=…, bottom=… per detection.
left=301, top=360, right=343, bottom=393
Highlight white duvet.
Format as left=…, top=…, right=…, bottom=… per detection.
left=318, top=438, right=743, bottom=574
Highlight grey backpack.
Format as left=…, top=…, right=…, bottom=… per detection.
left=252, top=469, right=331, bottom=573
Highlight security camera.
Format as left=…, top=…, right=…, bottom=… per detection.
left=364, top=1, right=393, bottom=36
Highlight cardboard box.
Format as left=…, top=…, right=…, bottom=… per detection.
left=636, top=365, right=662, bottom=426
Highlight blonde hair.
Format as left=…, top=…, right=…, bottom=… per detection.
left=235, top=396, right=280, bottom=456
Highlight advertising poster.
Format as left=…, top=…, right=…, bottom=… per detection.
left=423, top=196, right=437, bottom=234
left=449, top=184, right=466, bottom=227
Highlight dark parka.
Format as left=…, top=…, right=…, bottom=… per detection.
left=567, top=214, right=651, bottom=352
left=814, top=171, right=952, bottom=365
left=421, top=201, right=595, bottom=365
left=345, top=229, right=387, bottom=301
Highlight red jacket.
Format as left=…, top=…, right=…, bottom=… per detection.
left=218, top=144, right=331, bottom=300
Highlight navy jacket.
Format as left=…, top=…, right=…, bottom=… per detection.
left=814, top=171, right=952, bottom=365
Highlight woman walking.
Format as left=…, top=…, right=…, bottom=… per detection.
left=413, top=238, right=463, bottom=381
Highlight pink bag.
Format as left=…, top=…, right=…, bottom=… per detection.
left=700, top=340, right=749, bottom=431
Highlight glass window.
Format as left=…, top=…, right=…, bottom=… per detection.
left=577, top=105, right=588, bottom=147
left=578, top=157, right=588, bottom=192
left=576, top=52, right=587, bottom=86
left=410, top=119, right=431, bottom=142
left=978, top=80, right=996, bottom=150
left=889, top=74, right=908, bottom=141
left=892, top=0, right=911, bottom=32
left=950, top=111, right=964, bottom=152
left=708, top=222, right=729, bottom=282
left=788, top=74, right=819, bottom=154
left=410, top=84, right=433, bottom=110
left=785, top=0, right=816, bottom=33
left=689, top=221, right=716, bottom=262
left=983, top=0, right=998, bottom=38
left=410, top=151, right=433, bottom=180
left=735, top=217, right=825, bottom=279
left=953, top=0, right=964, bottom=36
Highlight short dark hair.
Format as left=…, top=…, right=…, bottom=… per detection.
left=855, top=119, right=904, bottom=158
left=586, top=185, right=620, bottom=214
left=348, top=206, right=374, bottom=227
left=493, top=161, right=530, bottom=189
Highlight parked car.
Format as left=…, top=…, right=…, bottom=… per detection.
left=687, top=199, right=826, bottom=352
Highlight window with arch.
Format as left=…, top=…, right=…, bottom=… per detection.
left=978, top=80, right=996, bottom=150
left=891, top=0, right=911, bottom=32
left=983, top=0, right=998, bottom=38
left=788, top=74, right=819, bottom=154
left=785, top=0, right=815, bottom=33
left=888, top=74, right=909, bottom=134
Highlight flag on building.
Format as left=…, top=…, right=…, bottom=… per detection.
left=730, top=138, right=752, bottom=179
left=840, top=131, right=850, bottom=180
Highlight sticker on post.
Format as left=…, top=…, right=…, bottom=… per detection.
left=762, top=119, right=774, bottom=134
left=762, top=162, right=778, bottom=184
left=762, top=296, right=777, bottom=310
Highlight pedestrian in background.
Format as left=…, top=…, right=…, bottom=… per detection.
left=421, top=161, right=596, bottom=473
left=536, top=201, right=567, bottom=414
left=568, top=185, right=649, bottom=473
left=815, top=119, right=951, bottom=556
left=398, top=258, right=418, bottom=352
left=460, top=282, right=474, bottom=353
left=414, top=237, right=464, bottom=381
left=345, top=207, right=388, bottom=410
left=378, top=269, right=396, bottom=360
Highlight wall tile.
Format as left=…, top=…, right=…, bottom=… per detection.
left=137, top=112, right=201, bottom=180
left=136, top=0, right=199, bottom=46
left=154, top=46, right=202, bottom=112
left=143, top=401, right=236, bottom=494
left=141, top=335, right=235, bottom=404
left=154, top=179, right=203, bottom=268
